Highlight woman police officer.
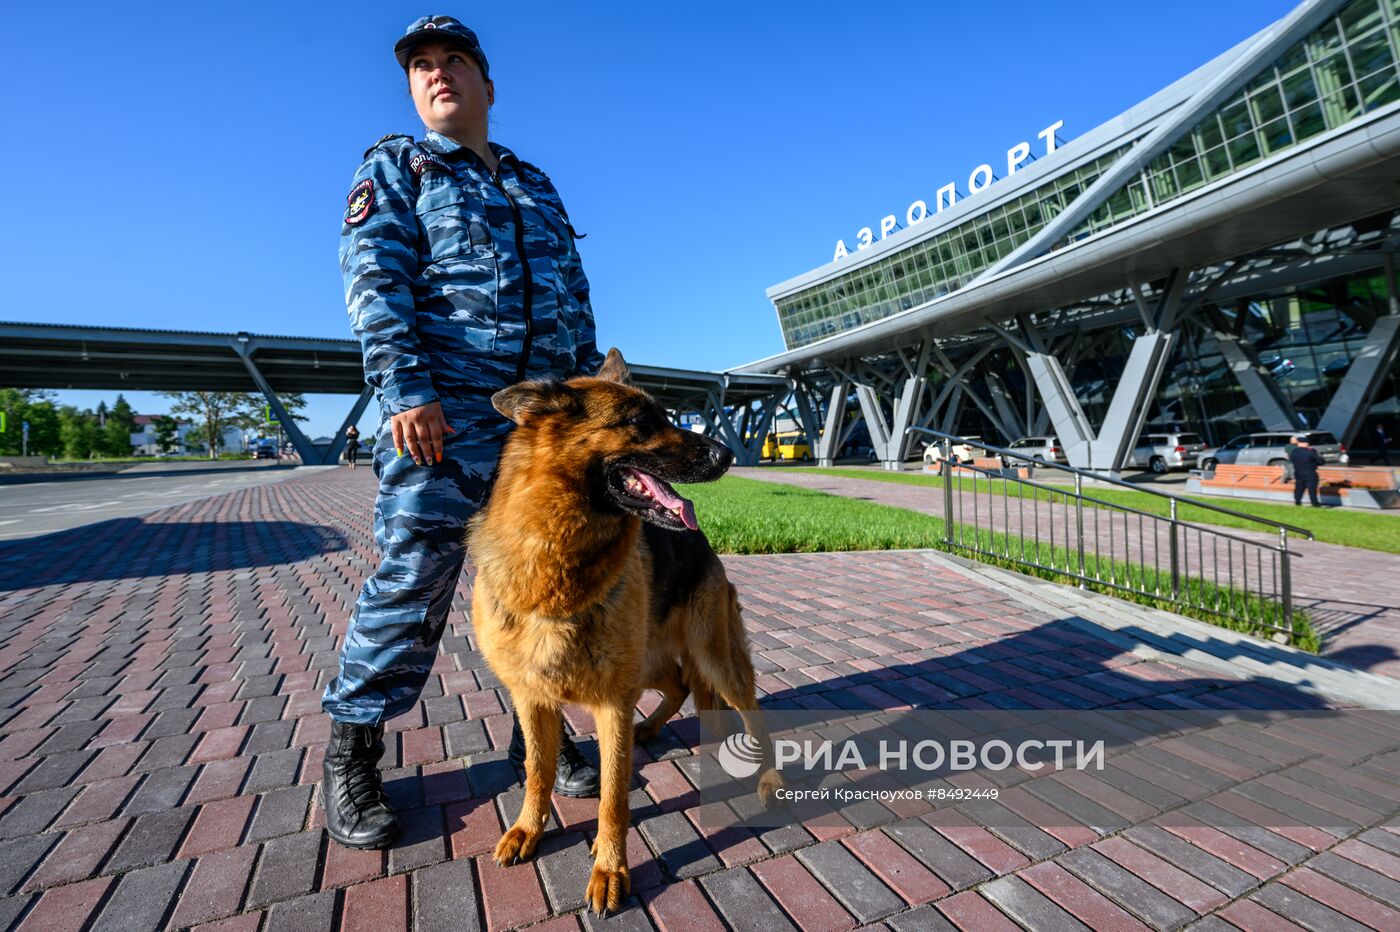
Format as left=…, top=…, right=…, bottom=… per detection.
left=321, top=15, right=605, bottom=850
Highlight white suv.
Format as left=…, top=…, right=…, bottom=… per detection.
left=924, top=437, right=987, bottom=467
left=1128, top=432, right=1207, bottom=473
left=1004, top=436, right=1067, bottom=465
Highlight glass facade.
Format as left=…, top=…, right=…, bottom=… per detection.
left=773, top=147, right=1129, bottom=349
left=1069, top=0, right=1400, bottom=242
left=774, top=0, right=1400, bottom=352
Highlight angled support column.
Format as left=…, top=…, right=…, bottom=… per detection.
left=819, top=383, right=848, bottom=466
left=991, top=324, right=1041, bottom=435
left=1087, top=330, right=1178, bottom=473
left=1019, top=314, right=1096, bottom=467
left=789, top=378, right=822, bottom=452
left=233, top=337, right=322, bottom=465
left=324, top=387, right=375, bottom=465
left=985, top=372, right=1025, bottom=441
left=1319, top=255, right=1400, bottom=446
left=856, top=343, right=930, bottom=470
left=1212, top=330, right=1301, bottom=431
left=1021, top=272, right=1184, bottom=474
left=704, top=388, right=746, bottom=458
left=731, top=393, right=781, bottom=466
left=929, top=343, right=1017, bottom=443
left=1024, top=352, right=1096, bottom=467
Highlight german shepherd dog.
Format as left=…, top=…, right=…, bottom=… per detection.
left=467, top=349, right=781, bottom=914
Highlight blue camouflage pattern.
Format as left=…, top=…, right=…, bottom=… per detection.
left=324, top=129, right=605, bottom=724
left=339, top=128, right=605, bottom=417
left=323, top=412, right=512, bottom=723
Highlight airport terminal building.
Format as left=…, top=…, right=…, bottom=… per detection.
left=743, top=0, right=1400, bottom=472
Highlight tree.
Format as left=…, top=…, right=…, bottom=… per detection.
left=58, top=406, right=100, bottom=459
left=235, top=394, right=310, bottom=454
left=160, top=392, right=261, bottom=459
left=0, top=389, right=60, bottom=457
left=153, top=415, right=181, bottom=455
left=101, top=394, right=137, bottom=457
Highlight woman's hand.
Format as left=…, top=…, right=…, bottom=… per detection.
left=392, top=401, right=454, bottom=465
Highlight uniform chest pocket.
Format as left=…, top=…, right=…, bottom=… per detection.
left=416, top=185, right=491, bottom=263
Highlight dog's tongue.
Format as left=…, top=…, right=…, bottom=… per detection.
left=636, top=471, right=698, bottom=531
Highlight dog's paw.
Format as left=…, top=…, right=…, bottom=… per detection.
left=494, top=825, right=542, bottom=866
left=585, top=862, right=630, bottom=915
left=758, top=768, right=786, bottom=812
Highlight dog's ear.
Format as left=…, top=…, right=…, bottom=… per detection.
left=596, top=347, right=633, bottom=385
left=492, top=380, right=579, bottom=423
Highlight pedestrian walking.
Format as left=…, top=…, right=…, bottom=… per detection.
left=321, top=15, right=607, bottom=851
left=1288, top=434, right=1325, bottom=507
left=344, top=425, right=361, bottom=469
left=1377, top=423, right=1392, bottom=467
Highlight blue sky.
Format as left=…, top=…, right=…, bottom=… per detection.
left=0, top=0, right=1298, bottom=438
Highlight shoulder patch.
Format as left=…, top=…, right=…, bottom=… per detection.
left=363, top=133, right=412, bottom=159
left=410, top=152, right=449, bottom=177
left=344, top=179, right=375, bottom=226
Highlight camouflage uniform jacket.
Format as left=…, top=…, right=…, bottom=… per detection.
left=341, top=129, right=605, bottom=416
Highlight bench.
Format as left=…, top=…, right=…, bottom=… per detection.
left=1189, top=463, right=1398, bottom=508
left=1200, top=464, right=1290, bottom=492
left=1317, top=465, right=1398, bottom=490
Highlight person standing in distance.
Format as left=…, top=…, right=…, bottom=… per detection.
left=322, top=15, right=606, bottom=850
left=344, top=425, right=361, bottom=470
left=1288, top=434, right=1325, bottom=507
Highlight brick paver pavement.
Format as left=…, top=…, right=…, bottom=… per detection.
left=0, top=466, right=1395, bottom=930
left=734, top=467, right=1400, bottom=681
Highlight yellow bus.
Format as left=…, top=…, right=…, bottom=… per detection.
left=764, top=432, right=812, bottom=461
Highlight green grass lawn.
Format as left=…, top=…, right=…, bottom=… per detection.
left=680, top=474, right=951, bottom=554
left=681, top=475, right=1317, bottom=650
left=785, top=466, right=1400, bottom=555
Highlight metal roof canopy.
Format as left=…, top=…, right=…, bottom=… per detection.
left=738, top=104, right=1400, bottom=375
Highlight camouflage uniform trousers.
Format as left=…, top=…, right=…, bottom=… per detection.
left=322, top=403, right=511, bottom=724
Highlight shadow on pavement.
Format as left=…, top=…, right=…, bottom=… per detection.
left=0, top=516, right=348, bottom=590
left=0, top=463, right=298, bottom=486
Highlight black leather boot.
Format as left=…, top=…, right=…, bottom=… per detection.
left=508, top=714, right=601, bottom=798
left=322, top=720, right=400, bottom=849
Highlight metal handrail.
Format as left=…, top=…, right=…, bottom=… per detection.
left=904, top=426, right=1311, bottom=642
left=926, top=462, right=1308, bottom=554
left=907, top=427, right=1315, bottom=540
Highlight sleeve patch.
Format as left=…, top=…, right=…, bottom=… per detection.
left=344, top=179, right=375, bottom=226
left=410, top=153, right=449, bottom=177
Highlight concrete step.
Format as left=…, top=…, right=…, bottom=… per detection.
left=924, top=551, right=1400, bottom=710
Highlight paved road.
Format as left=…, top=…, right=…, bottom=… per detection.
left=0, top=461, right=324, bottom=541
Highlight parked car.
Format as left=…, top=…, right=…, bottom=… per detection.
left=1127, top=432, right=1207, bottom=473
left=924, top=437, right=987, bottom=468
left=253, top=439, right=279, bottom=460
left=1003, top=436, right=1067, bottom=465
left=1197, top=431, right=1348, bottom=470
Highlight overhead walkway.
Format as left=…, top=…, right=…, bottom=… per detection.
left=0, top=322, right=788, bottom=466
